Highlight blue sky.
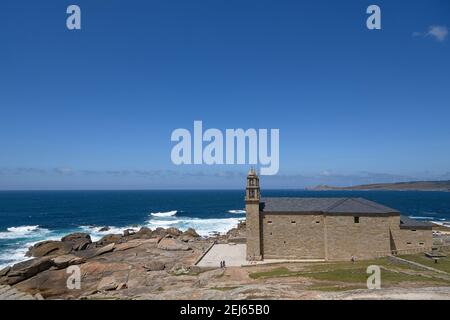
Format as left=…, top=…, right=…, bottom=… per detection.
left=0, top=0, right=449, bottom=189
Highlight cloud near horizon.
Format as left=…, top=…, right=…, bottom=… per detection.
left=413, top=25, right=448, bottom=42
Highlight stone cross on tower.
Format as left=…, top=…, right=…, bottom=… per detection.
left=245, top=168, right=262, bottom=261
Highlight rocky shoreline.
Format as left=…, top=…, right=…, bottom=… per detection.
left=0, top=223, right=246, bottom=299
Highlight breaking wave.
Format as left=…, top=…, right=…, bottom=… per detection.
left=0, top=225, right=50, bottom=240
left=150, top=210, right=177, bottom=217
left=146, top=216, right=244, bottom=236
left=228, top=209, right=246, bottom=214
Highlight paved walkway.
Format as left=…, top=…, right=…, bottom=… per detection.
left=196, top=243, right=325, bottom=267
left=197, top=243, right=247, bottom=267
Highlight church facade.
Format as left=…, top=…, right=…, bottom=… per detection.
left=245, top=169, right=433, bottom=261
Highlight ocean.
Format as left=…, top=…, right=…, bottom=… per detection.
left=1, top=190, right=450, bottom=269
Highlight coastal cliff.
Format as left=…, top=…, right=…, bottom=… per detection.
left=311, top=180, right=450, bottom=192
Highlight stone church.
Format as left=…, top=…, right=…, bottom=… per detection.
left=245, top=169, right=433, bottom=261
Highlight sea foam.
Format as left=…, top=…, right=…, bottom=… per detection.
left=228, top=209, right=246, bottom=214
left=0, top=225, right=50, bottom=240
left=150, top=210, right=177, bottom=217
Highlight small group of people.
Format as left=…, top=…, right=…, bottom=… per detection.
left=220, top=260, right=226, bottom=268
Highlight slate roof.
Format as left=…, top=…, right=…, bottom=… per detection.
left=260, top=197, right=399, bottom=214
left=399, top=215, right=433, bottom=229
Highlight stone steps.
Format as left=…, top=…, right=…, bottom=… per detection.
left=0, top=285, right=39, bottom=300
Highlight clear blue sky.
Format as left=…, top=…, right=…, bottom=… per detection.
left=0, top=0, right=449, bottom=189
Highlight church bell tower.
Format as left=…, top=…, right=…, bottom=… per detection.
left=245, top=168, right=262, bottom=261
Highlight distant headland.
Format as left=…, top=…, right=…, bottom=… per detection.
left=310, top=180, right=450, bottom=192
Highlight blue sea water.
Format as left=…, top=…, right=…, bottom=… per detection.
left=1, top=190, right=450, bottom=268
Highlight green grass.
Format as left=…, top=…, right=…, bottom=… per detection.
left=249, top=267, right=292, bottom=279
left=398, top=253, right=450, bottom=273
left=249, top=258, right=450, bottom=288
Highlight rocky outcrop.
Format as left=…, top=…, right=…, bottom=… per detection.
left=144, top=261, right=165, bottom=271
left=96, top=234, right=123, bottom=247
left=1, top=226, right=215, bottom=299
left=61, top=232, right=92, bottom=251
left=0, top=257, right=54, bottom=285
left=51, top=254, right=84, bottom=269
left=26, top=233, right=93, bottom=258
left=157, top=237, right=191, bottom=251
left=26, top=241, right=73, bottom=258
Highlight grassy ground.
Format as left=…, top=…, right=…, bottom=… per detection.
left=248, top=257, right=450, bottom=291
left=398, top=253, right=450, bottom=273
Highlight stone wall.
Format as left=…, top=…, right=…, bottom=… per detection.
left=324, top=214, right=393, bottom=261
left=388, top=216, right=433, bottom=252
left=260, top=212, right=405, bottom=261
left=245, top=201, right=262, bottom=260
left=252, top=210, right=433, bottom=262
left=262, top=213, right=325, bottom=259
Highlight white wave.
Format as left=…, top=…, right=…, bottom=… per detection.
left=0, top=225, right=50, bottom=240
left=147, top=220, right=181, bottom=227
left=431, top=221, right=450, bottom=228
left=228, top=209, right=246, bottom=214
left=150, top=210, right=177, bottom=217
left=0, top=246, right=33, bottom=270
left=409, top=216, right=435, bottom=220
left=146, top=217, right=245, bottom=236
left=78, top=225, right=140, bottom=242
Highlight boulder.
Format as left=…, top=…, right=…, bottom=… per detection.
left=180, top=228, right=200, bottom=242
left=97, top=276, right=118, bottom=291
left=157, top=237, right=191, bottom=251
left=96, top=234, right=122, bottom=247
left=61, top=233, right=92, bottom=252
left=92, top=243, right=115, bottom=257
left=51, top=254, right=84, bottom=269
left=0, top=266, right=11, bottom=277
left=26, top=241, right=73, bottom=258
left=78, top=243, right=116, bottom=260
left=143, top=261, right=165, bottom=271
left=113, top=240, right=143, bottom=252
left=123, top=229, right=136, bottom=237
left=166, top=227, right=182, bottom=237
left=151, top=227, right=168, bottom=238
left=170, top=263, right=190, bottom=275
left=0, top=257, right=54, bottom=285
left=61, top=233, right=91, bottom=243
left=131, top=227, right=153, bottom=239
left=99, top=227, right=110, bottom=232
left=183, top=228, right=200, bottom=238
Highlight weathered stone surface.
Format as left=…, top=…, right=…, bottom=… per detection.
left=0, top=257, right=54, bottom=285
left=60, top=233, right=92, bottom=251
left=61, top=232, right=91, bottom=243
left=151, top=227, right=168, bottom=238
left=157, top=237, right=191, bottom=251
left=3, top=226, right=213, bottom=299
left=123, top=229, right=136, bottom=237
left=99, top=227, right=110, bottom=232
left=183, top=228, right=200, bottom=238
left=97, top=276, right=118, bottom=291
left=166, top=227, right=182, bottom=237
left=0, top=266, right=11, bottom=277
left=96, top=234, right=122, bottom=247
left=26, top=241, right=72, bottom=258
left=170, top=263, right=190, bottom=275
left=51, top=254, right=84, bottom=269
left=92, top=243, right=116, bottom=257
left=113, top=241, right=143, bottom=252
left=143, top=261, right=165, bottom=271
